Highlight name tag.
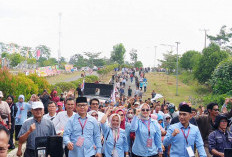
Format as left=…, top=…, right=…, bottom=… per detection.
left=76, top=136, right=85, bottom=147
left=146, top=138, right=152, bottom=147
left=186, top=146, right=194, bottom=157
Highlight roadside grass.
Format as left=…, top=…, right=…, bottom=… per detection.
left=46, top=71, right=82, bottom=84
left=144, top=72, right=200, bottom=106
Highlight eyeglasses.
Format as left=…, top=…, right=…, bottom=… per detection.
left=220, top=120, right=228, bottom=123
left=91, top=103, right=99, bottom=106
left=164, top=108, right=169, bottom=111
left=128, top=112, right=133, bottom=114
left=91, top=114, right=98, bottom=117
left=213, top=109, right=219, bottom=111
left=166, top=117, right=171, bottom=120
left=77, top=104, right=87, bottom=108
left=141, top=109, right=150, bottom=112
left=119, top=114, right=124, bottom=116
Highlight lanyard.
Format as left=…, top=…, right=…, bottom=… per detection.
left=113, top=128, right=120, bottom=148
left=78, top=118, right=88, bottom=135
left=181, top=128, right=190, bottom=145
left=141, top=119, right=151, bottom=136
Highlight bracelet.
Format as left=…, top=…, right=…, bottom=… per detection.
left=9, top=123, right=12, bottom=125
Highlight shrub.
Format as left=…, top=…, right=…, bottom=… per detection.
left=54, top=82, right=76, bottom=92
left=0, top=69, right=39, bottom=101
left=210, top=58, right=232, bottom=94
left=28, top=74, right=51, bottom=94
left=49, top=85, right=62, bottom=95
left=14, top=74, right=39, bottom=101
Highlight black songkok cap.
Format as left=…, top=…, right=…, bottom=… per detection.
left=76, top=97, right=87, bottom=104
left=179, top=105, right=191, bottom=113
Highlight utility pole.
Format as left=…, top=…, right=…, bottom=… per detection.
left=200, top=29, right=209, bottom=49
left=154, top=46, right=157, bottom=68
left=175, top=42, right=180, bottom=96
left=58, top=12, right=62, bottom=66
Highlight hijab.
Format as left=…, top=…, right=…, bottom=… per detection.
left=157, top=114, right=164, bottom=128
left=109, top=114, right=121, bottom=144
left=138, top=103, right=150, bottom=120
left=18, top=95, right=25, bottom=102
left=116, top=109, right=126, bottom=129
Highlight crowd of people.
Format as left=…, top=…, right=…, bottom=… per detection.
left=0, top=68, right=231, bottom=157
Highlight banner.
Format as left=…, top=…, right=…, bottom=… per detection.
left=65, top=64, right=73, bottom=72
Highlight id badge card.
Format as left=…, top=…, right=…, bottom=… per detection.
left=186, top=146, right=195, bottom=157
left=146, top=138, right=152, bottom=147
left=76, top=136, right=85, bottom=147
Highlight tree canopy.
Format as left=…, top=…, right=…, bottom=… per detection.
left=110, top=43, right=126, bottom=64
left=194, top=43, right=229, bottom=83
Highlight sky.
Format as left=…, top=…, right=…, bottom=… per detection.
left=0, top=0, right=232, bottom=67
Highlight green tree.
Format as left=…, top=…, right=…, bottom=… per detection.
left=180, top=50, right=201, bottom=71
left=37, top=57, right=47, bottom=67
left=1, top=52, right=10, bottom=59
left=207, top=25, right=232, bottom=51
left=134, top=61, right=143, bottom=68
left=69, top=54, right=88, bottom=68
left=20, top=46, right=33, bottom=58
left=9, top=53, right=25, bottom=67
left=84, top=52, right=101, bottom=67
left=159, top=51, right=179, bottom=74
left=110, top=43, right=126, bottom=64
left=27, top=58, right=36, bottom=64
left=210, top=58, right=232, bottom=94
left=194, top=43, right=229, bottom=83
left=43, top=58, right=58, bottom=66
left=129, top=49, right=138, bottom=64
left=35, top=45, right=51, bottom=59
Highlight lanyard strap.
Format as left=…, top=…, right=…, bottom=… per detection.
left=181, top=128, right=190, bottom=145
left=113, top=128, right=120, bottom=148
left=141, top=119, right=151, bottom=136
left=78, top=118, right=88, bottom=135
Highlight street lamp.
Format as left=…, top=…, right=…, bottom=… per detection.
left=175, top=42, right=180, bottom=96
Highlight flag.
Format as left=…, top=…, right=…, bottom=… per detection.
left=110, top=85, right=118, bottom=103
left=81, top=79, right=85, bottom=91
left=36, top=49, right=41, bottom=60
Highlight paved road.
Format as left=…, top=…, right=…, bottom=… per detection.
left=64, top=71, right=98, bottom=82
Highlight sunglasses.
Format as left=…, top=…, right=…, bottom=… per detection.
left=166, top=117, right=171, bottom=120
left=213, top=109, right=219, bottom=111
left=141, top=109, right=150, bottom=112
left=119, top=114, right=124, bottom=116
left=91, top=114, right=98, bottom=117
left=128, top=112, right=133, bottom=114
left=220, top=120, right=228, bottom=123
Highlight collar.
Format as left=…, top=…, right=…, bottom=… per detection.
left=178, top=122, right=191, bottom=129
left=33, top=117, right=43, bottom=123
left=48, top=113, right=56, bottom=118
left=76, top=113, right=89, bottom=119
left=217, top=128, right=227, bottom=134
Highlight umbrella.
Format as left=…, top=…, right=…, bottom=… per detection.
left=151, top=94, right=163, bottom=101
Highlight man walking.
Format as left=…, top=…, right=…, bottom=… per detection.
left=17, top=101, right=56, bottom=157
left=63, top=97, right=102, bottom=157
left=163, top=105, right=206, bottom=157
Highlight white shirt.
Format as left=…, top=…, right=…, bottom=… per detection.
left=43, top=113, right=57, bottom=121
left=52, top=111, right=75, bottom=134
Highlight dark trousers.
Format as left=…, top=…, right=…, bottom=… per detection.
left=15, top=125, right=22, bottom=141
left=24, top=148, right=36, bottom=157
left=132, top=153, right=158, bottom=157
left=65, top=146, right=69, bottom=157
left=9, top=119, right=15, bottom=148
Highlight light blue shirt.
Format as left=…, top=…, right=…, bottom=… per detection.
left=101, top=123, right=128, bottom=157
left=163, top=122, right=206, bottom=157
left=130, top=116, right=162, bottom=156
left=15, top=102, right=31, bottom=125
left=125, top=122, right=131, bottom=148
left=63, top=113, right=102, bottom=157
